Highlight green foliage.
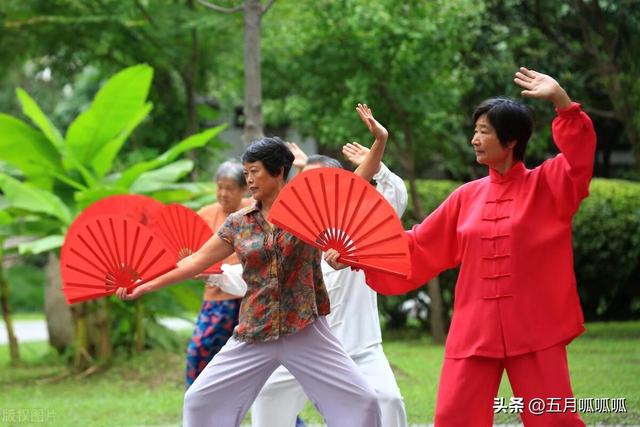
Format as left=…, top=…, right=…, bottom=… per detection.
left=0, top=173, right=72, bottom=225
left=65, top=64, right=153, bottom=177
left=263, top=0, right=484, bottom=179
left=0, top=64, right=225, bottom=360
left=0, top=114, right=65, bottom=189
left=115, top=125, right=225, bottom=191
left=573, top=179, right=640, bottom=320
left=0, top=64, right=225, bottom=246
left=6, top=264, right=46, bottom=313
left=0, top=0, right=243, bottom=156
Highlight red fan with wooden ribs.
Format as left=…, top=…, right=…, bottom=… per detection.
left=267, top=168, right=411, bottom=278
left=60, top=215, right=177, bottom=304
left=75, top=194, right=164, bottom=227
left=149, top=204, right=222, bottom=275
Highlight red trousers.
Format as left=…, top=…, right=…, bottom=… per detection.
left=434, top=344, right=584, bottom=426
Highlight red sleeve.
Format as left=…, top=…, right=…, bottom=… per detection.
left=365, top=187, right=462, bottom=295
left=541, top=102, right=597, bottom=216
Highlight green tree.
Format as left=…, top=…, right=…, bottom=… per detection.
left=0, top=0, right=243, bottom=156
left=262, top=0, right=484, bottom=341
left=197, top=0, right=278, bottom=144
left=0, top=64, right=224, bottom=369
left=476, top=0, right=640, bottom=175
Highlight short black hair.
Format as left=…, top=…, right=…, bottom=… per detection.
left=241, top=136, right=294, bottom=179
left=306, top=154, right=343, bottom=170
left=472, top=97, right=534, bottom=161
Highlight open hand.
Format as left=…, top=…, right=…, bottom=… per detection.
left=342, top=142, right=370, bottom=167
left=514, top=67, right=571, bottom=109
left=287, top=142, right=308, bottom=169
left=356, top=104, right=388, bottom=143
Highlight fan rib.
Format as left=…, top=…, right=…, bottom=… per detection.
left=167, top=207, right=184, bottom=256
left=181, top=206, right=194, bottom=256
left=340, top=186, right=372, bottom=249
left=343, top=184, right=367, bottom=238
left=67, top=247, right=108, bottom=279
left=83, top=227, right=117, bottom=273
left=343, top=252, right=407, bottom=260
left=343, top=210, right=390, bottom=253
left=64, top=282, right=112, bottom=290
left=96, top=220, right=119, bottom=273
left=66, top=263, right=106, bottom=283
left=123, top=219, right=129, bottom=267
left=337, top=177, right=355, bottom=249
left=138, top=248, right=171, bottom=278
left=305, top=177, right=330, bottom=240
left=108, top=218, right=121, bottom=267
left=133, top=235, right=154, bottom=274
left=319, top=173, right=334, bottom=243
left=333, top=173, right=340, bottom=244
left=191, top=212, right=201, bottom=251
left=159, top=213, right=182, bottom=256
left=291, top=186, right=326, bottom=247
left=279, top=200, right=319, bottom=242
left=76, top=235, right=111, bottom=273
left=345, top=232, right=403, bottom=254
left=342, top=199, right=382, bottom=251
left=129, top=226, right=141, bottom=268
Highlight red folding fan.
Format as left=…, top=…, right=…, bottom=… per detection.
left=267, top=168, right=410, bottom=278
left=71, top=194, right=164, bottom=231
left=61, top=194, right=165, bottom=292
left=149, top=204, right=222, bottom=275
left=60, top=215, right=177, bottom=304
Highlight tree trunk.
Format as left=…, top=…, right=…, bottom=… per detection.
left=185, top=0, right=201, bottom=180
left=185, top=0, right=200, bottom=137
left=133, top=300, right=145, bottom=352
left=426, top=277, right=447, bottom=344
left=91, top=299, right=112, bottom=364
left=401, top=131, right=447, bottom=342
left=407, top=174, right=424, bottom=223
left=72, top=303, right=93, bottom=371
left=0, top=242, right=20, bottom=364
left=242, top=0, right=265, bottom=145
left=44, top=252, right=73, bottom=353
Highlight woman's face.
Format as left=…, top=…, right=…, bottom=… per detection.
left=243, top=160, right=282, bottom=201
left=216, top=177, right=245, bottom=213
left=471, top=114, right=514, bottom=168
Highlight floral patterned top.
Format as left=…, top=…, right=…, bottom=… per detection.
left=217, top=202, right=330, bottom=342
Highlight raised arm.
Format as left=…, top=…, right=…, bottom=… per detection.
left=343, top=141, right=407, bottom=216
left=515, top=67, right=596, bottom=214
left=352, top=104, right=389, bottom=182
left=364, top=187, right=463, bottom=295
left=514, top=66, right=572, bottom=109
left=115, top=234, right=235, bottom=300
left=287, top=142, right=309, bottom=174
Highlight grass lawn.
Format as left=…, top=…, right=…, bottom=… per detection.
left=0, top=322, right=638, bottom=426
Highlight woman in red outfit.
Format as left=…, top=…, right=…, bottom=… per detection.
left=360, top=68, right=596, bottom=426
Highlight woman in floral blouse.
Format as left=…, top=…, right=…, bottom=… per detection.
left=117, top=105, right=387, bottom=427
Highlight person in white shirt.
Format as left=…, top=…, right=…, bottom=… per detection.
left=251, top=141, right=409, bottom=427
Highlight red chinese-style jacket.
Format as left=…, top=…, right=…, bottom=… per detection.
left=366, top=103, right=596, bottom=359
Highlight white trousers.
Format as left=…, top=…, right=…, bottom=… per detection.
left=183, top=317, right=381, bottom=427
left=251, top=343, right=407, bottom=427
